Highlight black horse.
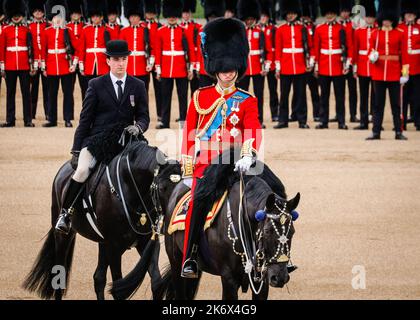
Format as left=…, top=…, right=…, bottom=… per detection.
left=111, top=149, right=300, bottom=300
left=22, top=140, right=181, bottom=300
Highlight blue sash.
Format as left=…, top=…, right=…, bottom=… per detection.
left=200, top=91, right=249, bottom=141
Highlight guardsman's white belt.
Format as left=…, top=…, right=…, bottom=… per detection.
left=6, top=46, right=28, bottom=52
left=162, top=50, right=185, bottom=56
left=130, top=51, right=146, bottom=56
left=282, top=48, right=304, bottom=53
left=86, top=48, right=106, bottom=53
left=320, top=49, right=343, bottom=55
left=358, top=50, right=368, bottom=55
left=249, top=49, right=263, bottom=55
left=48, top=49, right=67, bottom=54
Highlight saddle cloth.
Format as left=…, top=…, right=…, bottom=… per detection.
left=167, top=190, right=228, bottom=235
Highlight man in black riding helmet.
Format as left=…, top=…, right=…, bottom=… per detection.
left=55, top=39, right=150, bottom=234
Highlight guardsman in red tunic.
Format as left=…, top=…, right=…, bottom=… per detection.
left=41, top=0, right=78, bottom=128
left=274, top=0, right=311, bottom=129
left=78, top=0, right=110, bottom=82
left=145, top=0, right=163, bottom=125
left=28, top=0, right=49, bottom=121
left=353, top=0, right=377, bottom=130
left=366, top=0, right=409, bottom=140
left=181, top=0, right=202, bottom=97
left=180, top=18, right=262, bottom=278
left=0, top=1, right=6, bottom=109
left=0, top=0, right=34, bottom=128
left=237, top=0, right=273, bottom=128
left=196, top=0, right=225, bottom=88
left=120, top=0, right=154, bottom=89
left=67, top=0, right=87, bottom=100
left=155, top=0, right=196, bottom=129
left=398, top=0, right=420, bottom=130
left=259, top=0, right=279, bottom=122
left=338, top=0, right=358, bottom=123
left=301, top=0, right=320, bottom=122
left=106, top=0, right=122, bottom=40
left=314, top=0, right=353, bottom=129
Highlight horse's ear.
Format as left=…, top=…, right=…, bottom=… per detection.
left=265, top=193, right=276, bottom=212
left=287, top=193, right=300, bottom=212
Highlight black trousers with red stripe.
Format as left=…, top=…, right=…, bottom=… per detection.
left=5, top=70, right=32, bottom=124
left=30, top=69, right=49, bottom=120
left=160, top=77, right=188, bottom=128
left=372, top=81, right=402, bottom=134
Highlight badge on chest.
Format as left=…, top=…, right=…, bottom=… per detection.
left=413, top=28, right=419, bottom=35
left=130, top=95, right=135, bottom=107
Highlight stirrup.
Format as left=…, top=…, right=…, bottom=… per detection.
left=181, top=258, right=199, bottom=279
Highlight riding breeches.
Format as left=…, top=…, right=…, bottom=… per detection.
left=73, top=147, right=97, bottom=183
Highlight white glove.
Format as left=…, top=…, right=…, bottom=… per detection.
left=234, top=156, right=253, bottom=173
left=183, top=177, right=193, bottom=188
left=369, top=50, right=379, bottom=63
left=126, top=125, right=140, bottom=136
left=309, top=57, right=315, bottom=68
left=400, top=76, right=409, bottom=84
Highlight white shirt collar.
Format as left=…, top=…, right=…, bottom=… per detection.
left=110, top=72, right=127, bottom=98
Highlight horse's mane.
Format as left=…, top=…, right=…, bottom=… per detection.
left=127, top=140, right=162, bottom=172
left=244, top=176, right=275, bottom=209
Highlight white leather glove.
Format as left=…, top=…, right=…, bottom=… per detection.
left=126, top=125, right=140, bottom=136
left=183, top=177, right=193, bottom=188
left=234, top=156, right=253, bottom=173
left=369, top=50, right=379, bottom=63
left=400, top=76, right=409, bottom=84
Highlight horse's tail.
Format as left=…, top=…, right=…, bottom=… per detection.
left=152, top=264, right=174, bottom=300
left=22, top=228, right=76, bottom=299
left=110, top=237, right=160, bottom=300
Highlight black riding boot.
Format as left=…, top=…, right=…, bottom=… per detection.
left=55, top=179, right=84, bottom=234
left=181, top=208, right=207, bottom=278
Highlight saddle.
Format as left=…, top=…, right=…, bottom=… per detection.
left=167, top=189, right=228, bottom=235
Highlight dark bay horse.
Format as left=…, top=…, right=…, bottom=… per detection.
left=23, top=140, right=181, bottom=300
left=110, top=149, right=300, bottom=300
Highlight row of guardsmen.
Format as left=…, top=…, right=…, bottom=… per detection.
left=0, top=0, right=419, bottom=140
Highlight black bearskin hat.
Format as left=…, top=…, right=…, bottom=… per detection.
left=401, top=0, right=419, bottom=16
left=45, top=0, right=68, bottom=20
left=201, top=17, right=249, bottom=79
left=4, top=0, right=27, bottom=18
left=84, top=0, right=108, bottom=17
left=359, top=0, right=376, bottom=18
left=205, top=0, right=225, bottom=19
left=162, top=0, right=182, bottom=18
left=183, top=0, right=196, bottom=13
left=225, top=0, right=238, bottom=15
left=319, top=0, right=340, bottom=16
left=339, top=0, right=354, bottom=12
left=144, top=0, right=159, bottom=14
left=68, top=0, right=83, bottom=14
left=377, top=0, right=401, bottom=26
left=28, top=0, right=46, bottom=13
left=301, top=0, right=318, bottom=19
left=280, top=0, right=302, bottom=19
left=123, top=0, right=144, bottom=19
left=260, top=0, right=273, bottom=18
left=237, top=0, right=261, bottom=20
left=107, top=0, right=121, bottom=15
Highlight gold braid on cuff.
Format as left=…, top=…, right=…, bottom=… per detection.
left=241, top=139, right=257, bottom=158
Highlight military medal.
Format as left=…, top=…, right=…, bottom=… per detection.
left=229, top=114, right=240, bottom=126
left=130, top=95, right=135, bottom=107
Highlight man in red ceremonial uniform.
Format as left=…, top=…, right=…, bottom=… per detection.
left=366, top=0, right=409, bottom=140
left=398, top=0, right=420, bottom=130
left=106, top=0, right=122, bottom=40
left=67, top=0, right=87, bottom=100
left=78, top=0, right=110, bottom=82
left=0, top=0, right=34, bottom=128
left=353, top=0, right=377, bottom=130
left=195, top=0, right=225, bottom=88
left=144, top=0, right=163, bottom=125
left=314, top=0, right=353, bottom=130
left=237, top=0, right=273, bottom=128
left=180, top=18, right=262, bottom=278
left=0, top=1, right=5, bottom=113
left=181, top=0, right=201, bottom=97
left=155, top=0, right=196, bottom=129
left=41, top=0, right=78, bottom=128
left=28, top=0, right=49, bottom=121
left=259, top=0, right=279, bottom=123
left=274, top=0, right=311, bottom=129
left=120, top=0, right=154, bottom=90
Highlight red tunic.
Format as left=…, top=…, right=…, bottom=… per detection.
left=245, top=25, right=273, bottom=76
left=260, top=23, right=276, bottom=71
left=29, top=19, right=48, bottom=70
left=145, top=19, right=160, bottom=70
left=41, top=26, right=78, bottom=76
left=353, top=26, right=376, bottom=77
left=0, top=23, right=32, bottom=71
left=275, top=21, right=311, bottom=75
left=155, top=24, right=196, bottom=78
left=369, top=28, right=408, bottom=82
left=67, top=21, right=84, bottom=64
left=398, top=22, right=420, bottom=75
left=181, top=20, right=202, bottom=71
left=106, top=23, right=121, bottom=40
left=119, top=24, right=150, bottom=77
left=313, top=21, right=353, bottom=76
left=78, top=24, right=110, bottom=76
